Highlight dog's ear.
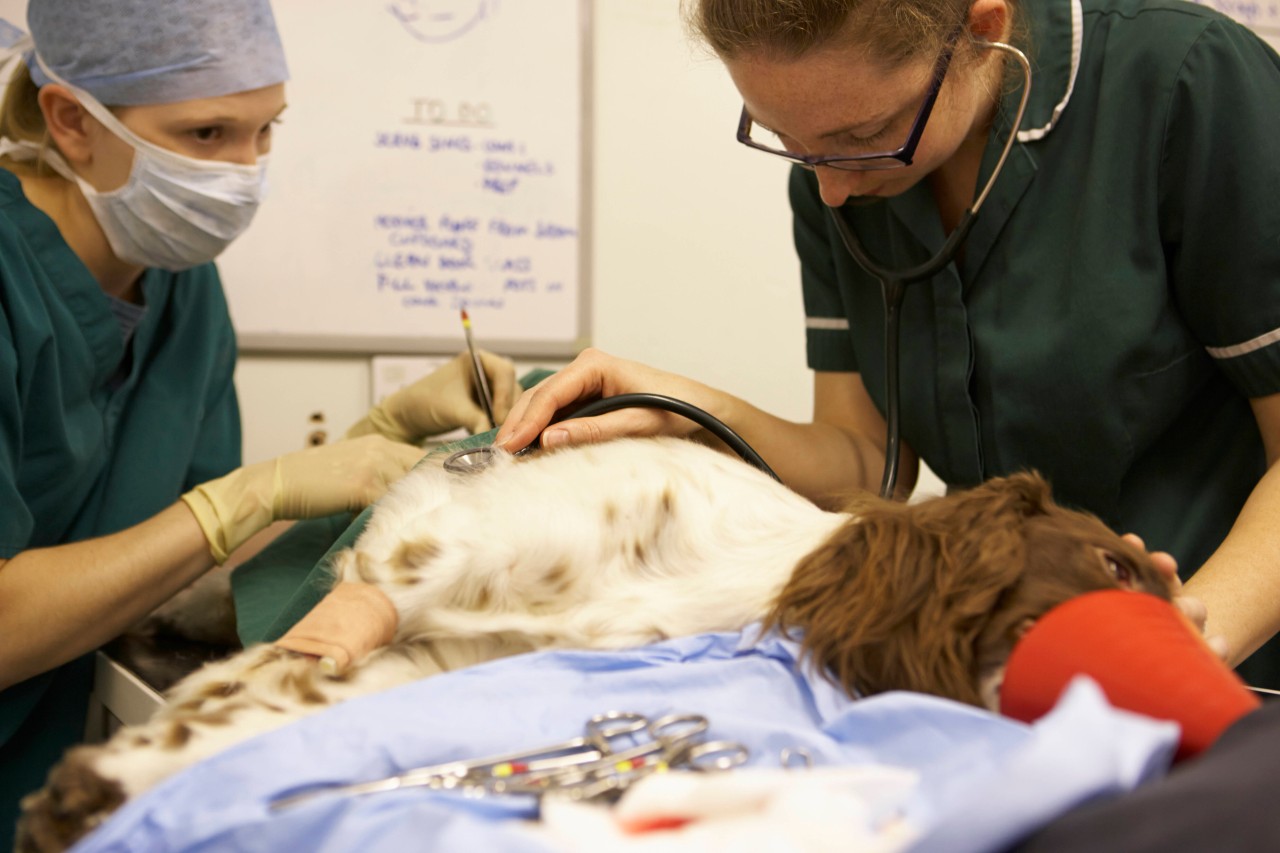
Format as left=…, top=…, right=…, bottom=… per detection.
left=940, top=470, right=1056, bottom=524
left=770, top=472, right=1056, bottom=707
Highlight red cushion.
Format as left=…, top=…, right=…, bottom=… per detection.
left=1000, top=590, right=1260, bottom=761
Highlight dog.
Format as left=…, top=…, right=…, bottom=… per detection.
left=16, top=436, right=1172, bottom=852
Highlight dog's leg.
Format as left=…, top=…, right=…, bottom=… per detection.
left=15, top=642, right=443, bottom=853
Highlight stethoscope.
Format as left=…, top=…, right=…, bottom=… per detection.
left=444, top=393, right=782, bottom=481
left=448, top=43, right=1032, bottom=501
left=826, top=41, right=1032, bottom=498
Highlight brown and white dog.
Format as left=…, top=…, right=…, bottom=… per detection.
left=17, top=436, right=1172, bottom=852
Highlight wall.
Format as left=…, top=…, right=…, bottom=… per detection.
left=236, top=1, right=815, bottom=465
left=237, top=2, right=952, bottom=497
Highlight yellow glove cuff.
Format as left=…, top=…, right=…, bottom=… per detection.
left=181, top=463, right=274, bottom=564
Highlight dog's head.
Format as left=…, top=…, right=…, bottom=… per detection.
left=766, top=471, right=1175, bottom=709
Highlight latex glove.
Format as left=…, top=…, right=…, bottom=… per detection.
left=182, top=435, right=424, bottom=563
left=346, top=350, right=518, bottom=443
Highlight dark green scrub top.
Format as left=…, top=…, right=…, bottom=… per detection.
left=0, top=169, right=241, bottom=840
left=796, top=0, right=1280, bottom=684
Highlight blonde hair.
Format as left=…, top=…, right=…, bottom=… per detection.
left=0, top=62, right=55, bottom=175
left=686, top=0, right=1017, bottom=66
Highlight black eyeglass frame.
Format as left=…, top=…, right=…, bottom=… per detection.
left=735, top=31, right=963, bottom=171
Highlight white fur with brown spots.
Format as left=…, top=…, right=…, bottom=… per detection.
left=18, top=436, right=1169, bottom=852
left=18, top=437, right=844, bottom=852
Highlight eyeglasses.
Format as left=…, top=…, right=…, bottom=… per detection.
left=736, top=34, right=960, bottom=172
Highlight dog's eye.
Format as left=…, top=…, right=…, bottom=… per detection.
left=1104, top=553, right=1132, bottom=586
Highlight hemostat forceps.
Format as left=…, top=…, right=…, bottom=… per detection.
left=270, top=710, right=651, bottom=810
left=516, top=715, right=748, bottom=804
left=270, top=710, right=749, bottom=810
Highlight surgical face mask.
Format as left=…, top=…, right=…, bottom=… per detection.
left=2, top=62, right=269, bottom=272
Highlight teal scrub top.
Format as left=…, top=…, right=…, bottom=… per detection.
left=796, top=0, right=1280, bottom=683
left=0, top=168, right=241, bottom=837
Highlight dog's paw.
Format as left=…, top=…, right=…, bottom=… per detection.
left=15, top=745, right=126, bottom=853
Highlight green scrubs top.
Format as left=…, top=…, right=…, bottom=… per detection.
left=796, top=0, right=1280, bottom=684
left=0, top=169, right=241, bottom=840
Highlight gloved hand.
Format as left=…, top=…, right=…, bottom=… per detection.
left=346, top=350, right=518, bottom=443
left=182, top=434, right=424, bottom=563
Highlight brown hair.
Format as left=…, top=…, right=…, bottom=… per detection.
left=765, top=472, right=1173, bottom=708
left=686, top=0, right=1020, bottom=67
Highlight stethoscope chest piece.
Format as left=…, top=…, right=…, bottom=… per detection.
left=442, top=445, right=506, bottom=475
left=441, top=444, right=537, bottom=475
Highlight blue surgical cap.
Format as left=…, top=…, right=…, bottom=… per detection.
left=26, top=0, right=289, bottom=106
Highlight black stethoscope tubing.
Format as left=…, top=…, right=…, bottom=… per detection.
left=827, top=209, right=980, bottom=499
left=826, top=41, right=1031, bottom=499
left=448, top=393, right=780, bottom=482
left=563, top=393, right=782, bottom=482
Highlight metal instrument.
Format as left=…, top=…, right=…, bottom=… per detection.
left=270, top=710, right=748, bottom=810
left=441, top=444, right=506, bottom=475
left=441, top=443, right=538, bottom=475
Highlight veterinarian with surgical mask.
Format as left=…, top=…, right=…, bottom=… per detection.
left=499, top=0, right=1280, bottom=687
left=0, top=0, right=517, bottom=840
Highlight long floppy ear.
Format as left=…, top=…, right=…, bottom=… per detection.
left=769, top=472, right=1056, bottom=707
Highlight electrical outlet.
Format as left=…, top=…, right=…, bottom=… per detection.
left=306, top=410, right=328, bottom=447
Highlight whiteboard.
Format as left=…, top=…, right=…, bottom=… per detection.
left=217, top=0, right=590, bottom=356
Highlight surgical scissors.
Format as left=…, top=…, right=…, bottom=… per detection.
left=544, top=735, right=751, bottom=804
left=270, top=709, right=650, bottom=810
left=269, top=710, right=746, bottom=810
left=488, top=713, right=744, bottom=797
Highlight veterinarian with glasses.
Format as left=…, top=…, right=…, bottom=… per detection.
left=0, top=0, right=518, bottom=840
left=499, top=0, right=1280, bottom=687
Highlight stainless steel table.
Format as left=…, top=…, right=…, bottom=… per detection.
left=87, top=633, right=237, bottom=738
